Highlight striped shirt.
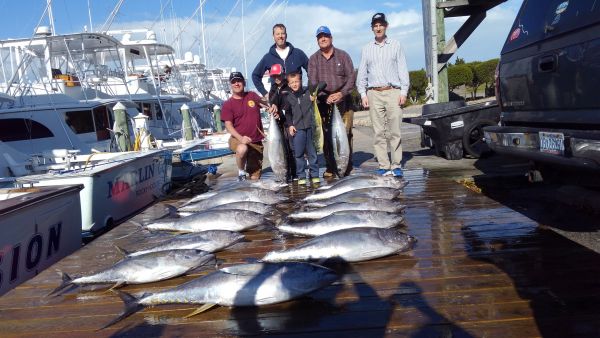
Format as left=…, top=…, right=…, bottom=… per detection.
left=308, top=47, right=355, bottom=96
left=356, top=37, right=410, bottom=97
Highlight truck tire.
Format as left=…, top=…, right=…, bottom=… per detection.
left=462, top=119, right=496, bottom=158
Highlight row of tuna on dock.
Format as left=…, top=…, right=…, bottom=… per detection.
left=42, top=173, right=413, bottom=329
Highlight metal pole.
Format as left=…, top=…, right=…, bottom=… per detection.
left=200, top=0, right=208, bottom=68
left=241, top=0, right=248, bottom=79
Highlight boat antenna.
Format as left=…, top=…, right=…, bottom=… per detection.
left=100, top=0, right=126, bottom=33
left=87, top=0, right=94, bottom=32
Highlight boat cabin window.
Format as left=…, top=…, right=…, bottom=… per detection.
left=0, top=118, right=54, bottom=141
left=154, top=103, right=163, bottom=120
left=138, top=102, right=153, bottom=120
left=65, top=110, right=95, bottom=134
left=93, top=106, right=113, bottom=141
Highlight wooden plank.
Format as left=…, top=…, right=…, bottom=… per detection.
left=2, top=169, right=600, bottom=337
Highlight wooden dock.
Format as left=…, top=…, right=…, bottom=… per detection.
left=1, top=169, right=600, bottom=337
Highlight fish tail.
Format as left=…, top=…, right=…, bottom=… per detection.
left=164, top=204, right=179, bottom=218
left=98, top=290, right=145, bottom=330
left=47, top=272, right=74, bottom=297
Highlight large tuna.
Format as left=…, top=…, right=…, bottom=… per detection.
left=182, top=181, right=288, bottom=206
left=266, top=114, right=288, bottom=182
left=103, top=262, right=337, bottom=328
left=289, top=200, right=405, bottom=220
left=119, top=230, right=245, bottom=257
left=262, top=227, right=416, bottom=262
left=180, top=189, right=287, bottom=211
left=49, top=249, right=214, bottom=296
left=303, top=177, right=408, bottom=202
left=145, top=210, right=266, bottom=233
left=331, top=105, right=350, bottom=176
left=279, top=211, right=404, bottom=236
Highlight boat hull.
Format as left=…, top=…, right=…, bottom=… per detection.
left=0, top=185, right=83, bottom=296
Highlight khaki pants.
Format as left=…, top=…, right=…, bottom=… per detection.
left=228, top=137, right=264, bottom=179
left=367, top=88, right=403, bottom=170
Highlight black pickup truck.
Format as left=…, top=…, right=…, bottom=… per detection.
left=484, top=0, right=600, bottom=182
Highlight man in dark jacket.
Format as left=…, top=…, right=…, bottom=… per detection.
left=252, top=23, right=309, bottom=100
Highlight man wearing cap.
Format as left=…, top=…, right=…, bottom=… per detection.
left=221, top=72, right=265, bottom=181
left=308, top=25, right=356, bottom=178
left=252, top=23, right=309, bottom=101
left=356, top=12, right=409, bottom=178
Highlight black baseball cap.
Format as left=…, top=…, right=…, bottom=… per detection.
left=371, top=13, right=388, bottom=26
left=229, top=71, right=244, bottom=82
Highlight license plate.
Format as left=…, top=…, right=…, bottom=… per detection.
left=539, top=131, right=564, bottom=155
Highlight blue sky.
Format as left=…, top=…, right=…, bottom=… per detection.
left=0, top=0, right=522, bottom=85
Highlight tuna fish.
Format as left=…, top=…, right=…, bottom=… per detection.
left=266, top=114, right=288, bottom=182
left=303, top=178, right=408, bottom=202
left=331, top=106, right=350, bottom=176
left=118, top=230, right=245, bottom=257
left=103, top=262, right=337, bottom=328
left=180, top=189, right=288, bottom=211
left=49, top=249, right=215, bottom=296
left=145, top=210, right=266, bottom=233
left=182, top=182, right=287, bottom=206
left=305, top=188, right=403, bottom=208
left=279, top=211, right=404, bottom=236
left=262, top=227, right=416, bottom=262
left=205, top=201, right=277, bottom=215
left=289, top=200, right=405, bottom=220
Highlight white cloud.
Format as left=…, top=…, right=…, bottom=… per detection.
left=382, top=2, right=403, bottom=8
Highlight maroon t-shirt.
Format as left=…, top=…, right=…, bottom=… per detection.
left=221, top=91, right=264, bottom=142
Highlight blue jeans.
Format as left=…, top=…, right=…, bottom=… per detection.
left=292, top=127, right=319, bottom=179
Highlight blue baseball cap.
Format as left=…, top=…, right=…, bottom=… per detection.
left=315, top=26, right=332, bottom=37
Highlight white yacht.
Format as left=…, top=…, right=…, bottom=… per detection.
left=0, top=32, right=173, bottom=235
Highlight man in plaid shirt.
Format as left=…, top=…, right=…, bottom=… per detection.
left=308, top=25, right=356, bottom=178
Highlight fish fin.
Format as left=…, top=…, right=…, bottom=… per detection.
left=46, top=272, right=74, bottom=297
left=114, top=245, right=130, bottom=257
left=97, top=290, right=144, bottom=330
left=184, top=303, right=217, bottom=318
left=106, top=281, right=125, bottom=293
left=114, top=221, right=145, bottom=240
left=164, top=204, right=179, bottom=218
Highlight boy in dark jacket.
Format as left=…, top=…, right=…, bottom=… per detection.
left=284, top=72, right=319, bottom=185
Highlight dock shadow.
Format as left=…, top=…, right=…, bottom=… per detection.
left=393, top=281, right=475, bottom=338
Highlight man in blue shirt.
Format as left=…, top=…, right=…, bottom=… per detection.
left=356, top=13, right=410, bottom=178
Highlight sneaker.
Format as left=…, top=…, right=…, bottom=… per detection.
left=375, top=169, right=392, bottom=176
left=392, top=168, right=404, bottom=177
left=238, top=174, right=247, bottom=181
left=311, top=177, right=321, bottom=184
left=322, top=171, right=335, bottom=178
left=297, top=178, right=307, bottom=185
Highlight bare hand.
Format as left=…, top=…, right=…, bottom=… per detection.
left=262, top=93, right=269, bottom=102
left=268, top=104, right=279, bottom=119
left=240, top=136, right=252, bottom=144
left=288, top=126, right=296, bottom=136
left=399, top=95, right=406, bottom=107
left=326, top=92, right=343, bottom=104
left=362, top=96, right=369, bottom=109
